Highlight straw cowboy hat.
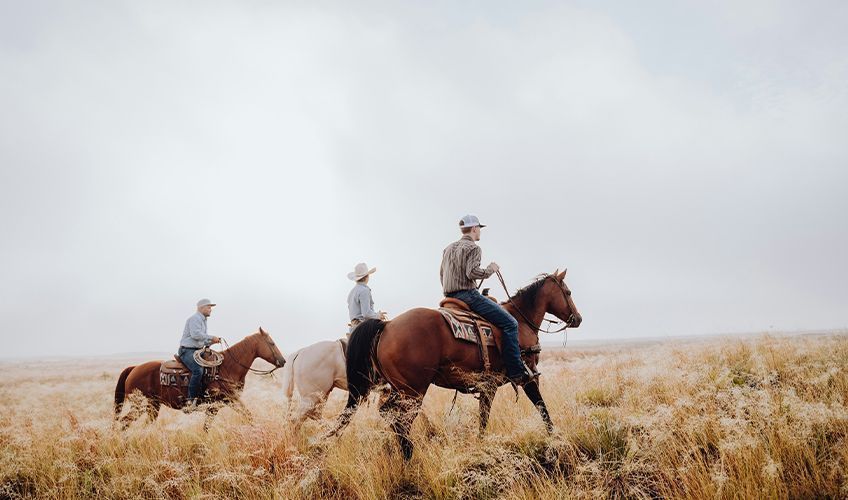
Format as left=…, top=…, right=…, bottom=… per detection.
left=347, top=262, right=377, bottom=281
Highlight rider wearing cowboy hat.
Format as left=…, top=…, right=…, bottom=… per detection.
left=347, top=262, right=387, bottom=334
left=440, top=215, right=532, bottom=386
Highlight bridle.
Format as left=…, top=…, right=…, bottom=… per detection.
left=220, top=335, right=285, bottom=376
left=495, top=270, right=575, bottom=335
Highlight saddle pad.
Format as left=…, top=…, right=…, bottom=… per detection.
left=159, top=362, right=216, bottom=387
left=438, top=308, right=496, bottom=347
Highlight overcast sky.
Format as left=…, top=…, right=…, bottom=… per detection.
left=1, top=1, right=846, bottom=358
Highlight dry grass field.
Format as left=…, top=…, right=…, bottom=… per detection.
left=2, top=333, right=847, bottom=499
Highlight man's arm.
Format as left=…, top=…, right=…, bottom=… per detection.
left=465, top=246, right=494, bottom=280
left=187, top=315, right=216, bottom=346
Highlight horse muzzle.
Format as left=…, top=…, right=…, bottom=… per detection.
left=567, top=313, right=582, bottom=328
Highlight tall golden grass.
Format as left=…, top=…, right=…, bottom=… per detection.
left=1, top=334, right=847, bottom=499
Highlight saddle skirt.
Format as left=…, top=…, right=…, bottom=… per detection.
left=159, top=353, right=218, bottom=388
left=438, top=298, right=497, bottom=348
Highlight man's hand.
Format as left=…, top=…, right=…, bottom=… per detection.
left=211, top=336, right=221, bottom=344
left=487, top=262, right=500, bottom=273
left=379, top=311, right=389, bottom=320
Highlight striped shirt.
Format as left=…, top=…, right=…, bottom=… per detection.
left=440, top=235, right=494, bottom=294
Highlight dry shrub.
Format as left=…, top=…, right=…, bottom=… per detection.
left=1, top=334, right=847, bottom=498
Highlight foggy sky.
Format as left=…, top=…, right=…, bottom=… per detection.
left=1, top=1, right=846, bottom=358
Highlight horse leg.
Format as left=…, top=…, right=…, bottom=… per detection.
left=119, top=401, right=142, bottom=430
left=203, top=405, right=220, bottom=432
left=146, top=399, right=161, bottom=423
left=417, top=408, right=437, bottom=438
left=293, top=392, right=325, bottom=424
left=305, top=394, right=328, bottom=420
left=523, top=379, right=553, bottom=433
left=478, top=382, right=498, bottom=438
left=379, top=392, right=422, bottom=460
left=230, top=398, right=253, bottom=424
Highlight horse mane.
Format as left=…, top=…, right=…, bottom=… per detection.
left=223, top=332, right=259, bottom=362
left=509, top=274, right=551, bottom=305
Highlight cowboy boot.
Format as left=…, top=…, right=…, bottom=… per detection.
left=182, top=398, right=199, bottom=413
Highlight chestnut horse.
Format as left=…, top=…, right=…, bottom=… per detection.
left=114, top=328, right=286, bottom=429
left=329, top=270, right=581, bottom=459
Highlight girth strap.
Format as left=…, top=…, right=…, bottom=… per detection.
left=472, top=317, right=491, bottom=371
left=521, top=344, right=542, bottom=357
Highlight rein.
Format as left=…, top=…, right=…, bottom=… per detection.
left=495, top=270, right=571, bottom=335
left=219, top=337, right=283, bottom=376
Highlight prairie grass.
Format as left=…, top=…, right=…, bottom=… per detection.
left=1, top=334, right=847, bottom=499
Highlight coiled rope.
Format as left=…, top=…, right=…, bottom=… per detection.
left=193, top=347, right=224, bottom=367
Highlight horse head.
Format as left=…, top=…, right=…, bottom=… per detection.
left=507, top=270, right=581, bottom=373
left=546, top=269, right=582, bottom=328
left=255, top=327, right=287, bottom=368
left=510, top=269, right=582, bottom=334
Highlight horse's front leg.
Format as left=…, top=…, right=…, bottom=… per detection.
left=477, top=382, right=497, bottom=438
left=203, top=404, right=220, bottom=432
left=522, top=379, right=553, bottom=433
left=230, top=396, right=254, bottom=424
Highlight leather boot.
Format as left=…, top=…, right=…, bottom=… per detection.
left=182, top=398, right=199, bottom=413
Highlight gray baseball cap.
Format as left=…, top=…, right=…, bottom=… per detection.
left=197, top=298, right=216, bottom=307
left=459, top=214, right=486, bottom=228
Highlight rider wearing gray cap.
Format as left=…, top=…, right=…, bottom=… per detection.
left=178, top=299, right=221, bottom=407
left=440, top=215, right=531, bottom=385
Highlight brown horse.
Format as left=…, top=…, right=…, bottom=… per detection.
left=330, top=269, right=581, bottom=459
left=114, top=328, right=286, bottom=430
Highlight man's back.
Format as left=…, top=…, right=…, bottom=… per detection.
left=441, top=235, right=487, bottom=294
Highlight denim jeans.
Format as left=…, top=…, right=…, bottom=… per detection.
left=446, top=288, right=525, bottom=379
left=178, top=346, right=204, bottom=399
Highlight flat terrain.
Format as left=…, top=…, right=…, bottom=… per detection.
left=2, top=333, right=847, bottom=498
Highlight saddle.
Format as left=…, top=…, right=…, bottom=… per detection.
left=438, top=296, right=500, bottom=371
left=159, top=351, right=219, bottom=388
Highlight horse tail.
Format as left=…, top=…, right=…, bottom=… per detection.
left=114, top=365, right=134, bottom=418
left=345, top=319, right=386, bottom=408
left=323, top=320, right=386, bottom=439
left=281, top=349, right=301, bottom=401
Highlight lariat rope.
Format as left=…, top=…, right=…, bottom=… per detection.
left=193, top=348, right=224, bottom=367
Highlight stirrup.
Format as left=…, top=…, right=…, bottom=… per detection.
left=182, top=399, right=199, bottom=413
left=508, top=363, right=540, bottom=387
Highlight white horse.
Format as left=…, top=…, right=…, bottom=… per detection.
left=282, top=337, right=435, bottom=432
left=281, top=338, right=348, bottom=426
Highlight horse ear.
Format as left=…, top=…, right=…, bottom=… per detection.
left=259, top=326, right=266, bottom=334
left=558, top=269, right=567, bottom=280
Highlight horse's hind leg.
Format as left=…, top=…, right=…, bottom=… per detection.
left=379, top=392, right=423, bottom=460
left=293, top=392, right=326, bottom=425
left=478, top=382, right=498, bottom=438
left=203, top=405, right=220, bottom=432
left=146, top=399, right=161, bottom=423
left=119, top=403, right=142, bottom=430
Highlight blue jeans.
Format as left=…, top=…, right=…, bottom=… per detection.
left=178, top=347, right=204, bottom=399
left=447, top=289, right=525, bottom=379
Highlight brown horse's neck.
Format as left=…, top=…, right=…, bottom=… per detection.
left=220, top=336, right=259, bottom=383
left=503, top=288, right=548, bottom=333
